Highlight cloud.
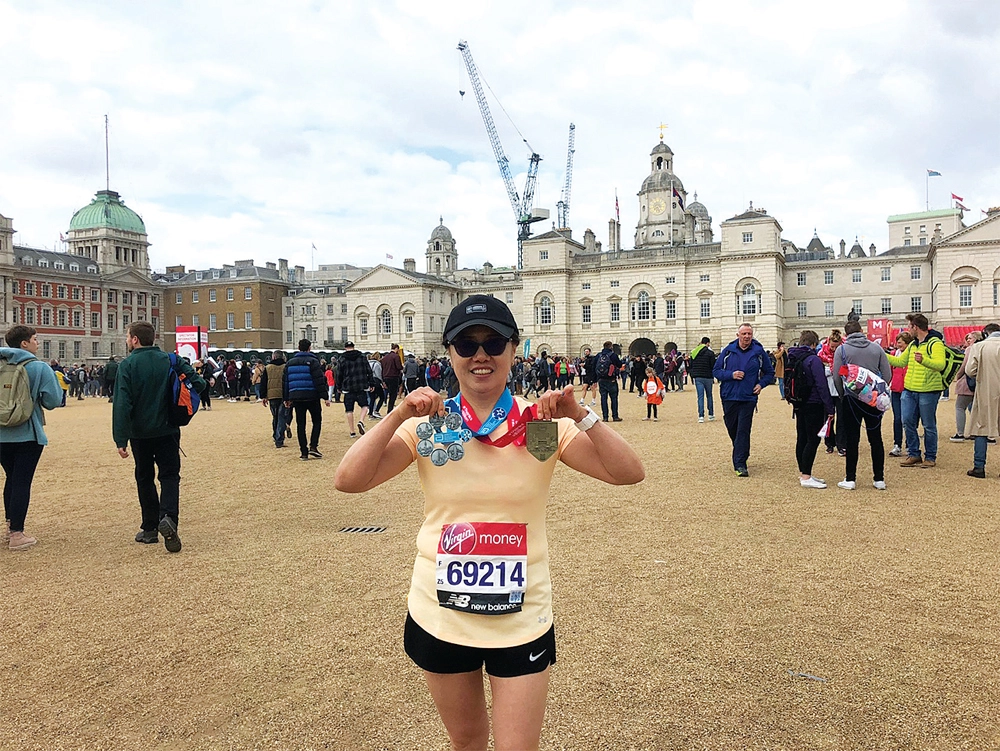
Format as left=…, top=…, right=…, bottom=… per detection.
left=1, top=0, right=997, bottom=271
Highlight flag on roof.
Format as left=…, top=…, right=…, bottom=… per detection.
left=951, top=192, right=964, bottom=202
left=386, top=253, right=393, bottom=260
left=956, top=202, right=969, bottom=212
left=615, top=190, right=620, bottom=222
left=672, top=187, right=684, bottom=210
left=927, top=169, right=941, bottom=177
left=311, top=243, right=317, bottom=250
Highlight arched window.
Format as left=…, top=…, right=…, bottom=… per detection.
left=435, top=241, right=441, bottom=251
left=435, top=259, right=441, bottom=273
left=741, top=283, right=759, bottom=316
left=536, top=296, right=552, bottom=325
left=632, top=290, right=652, bottom=321
left=380, top=309, right=392, bottom=335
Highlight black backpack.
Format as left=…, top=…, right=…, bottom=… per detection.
left=595, top=350, right=614, bottom=378
left=785, top=351, right=813, bottom=408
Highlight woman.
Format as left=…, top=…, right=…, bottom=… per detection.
left=335, top=295, right=644, bottom=751
left=819, top=330, right=845, bottom=455
left=369, top=352, right=386, bottom=418
left=952, top=330, right=982, bottom=441
left=888, top=331, right=912, bottom=456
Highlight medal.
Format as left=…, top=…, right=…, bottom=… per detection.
left=428, top=414, right=446, bottom=430
left=417, top=411, right=466, bottom=465
left=430, top=448, right=449, bottom=466
left=416, top=439, right=435, bottom=457
left=444, top=412, right=463, bottom=431
left=416, top=422, right=434, bottom=440
left=525, top=419, right=558, bottom=462
left=446, top=443, right=465, bottom=461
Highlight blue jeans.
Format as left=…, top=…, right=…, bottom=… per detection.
left=269, top=399, right=288, bottom=445
left=973, top=435, right=989, bottom=470
left=901, top=389, right=941, bottom=461
left=695, top=377, right=714, bottom=418
left=777, top=377, right=785, bottom=400
left=722, top=400, right=756, bottom=470
left=599, top=379, right=619, bottom=420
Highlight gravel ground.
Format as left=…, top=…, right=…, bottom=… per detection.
left=2, top=388, right=998, bottom=750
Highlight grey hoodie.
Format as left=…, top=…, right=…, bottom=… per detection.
left=832, top=332, right=892, bottom=397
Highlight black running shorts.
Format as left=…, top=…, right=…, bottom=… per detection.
left=404, top=613, right=555, bottom=678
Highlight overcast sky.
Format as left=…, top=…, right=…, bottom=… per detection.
left=2, top=0, right=998, bottom=274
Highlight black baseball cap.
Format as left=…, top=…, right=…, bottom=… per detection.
left=444, top=295, right=518, bottom=342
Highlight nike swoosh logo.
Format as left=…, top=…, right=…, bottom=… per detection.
left=529, top=650, right=547, bottom=662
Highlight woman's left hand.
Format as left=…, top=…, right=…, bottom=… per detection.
left=534, top=385, right=586, bottom=421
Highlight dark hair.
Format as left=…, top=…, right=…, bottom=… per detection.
left=829, top=329, right=842, bottom=343
left=298, top=339, right=312, bottom=351
left=906, top=313, right=929, bottom=331
left=896, top=331, right=914, bottom=346
left=844, top=321, right=862, bottom=335
left=701, top=336, right=710, bottom=344
left=776, top=341, right=784, bottom=348
left=983, top=323, right=1000, bottom=335
left=4, top=325, right=36, bottom=348
left=798, top=330, right=819, bottom=347
left=603, top=340, right=613, bottom=349
left=128, top=321, right=156, bottom=347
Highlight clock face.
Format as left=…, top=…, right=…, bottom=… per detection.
left=650, top=197, right=667, bottom=215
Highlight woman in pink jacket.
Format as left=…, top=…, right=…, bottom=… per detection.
left=888, top=331, right=912, bottom=456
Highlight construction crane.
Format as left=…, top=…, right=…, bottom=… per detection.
left=556, top=123, right=576, bottom=230
left=457, top=39, right=546, bottom=269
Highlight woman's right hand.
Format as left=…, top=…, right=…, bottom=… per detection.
left=395, top=387, right=445, bottom=421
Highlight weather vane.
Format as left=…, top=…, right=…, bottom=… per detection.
left=658, top=122, right=668, bottom=140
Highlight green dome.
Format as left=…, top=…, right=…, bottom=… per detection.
left=68, top=190, right=146, bottom=234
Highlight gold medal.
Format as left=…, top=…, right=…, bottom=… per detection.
left=525, top=419, right=558, bottom=462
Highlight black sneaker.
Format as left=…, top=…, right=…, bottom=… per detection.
left=275, top=442, right=285, bottom=449
left=735, top=467, right=750, bottom=477
left=967, top=467, right=986, bottom=478
left=286, top=428, right=293, bottom=439
left=134, top=529, right=158, bottom=544
left=157, top=517, right=182, bottom=553
left=612, top=417, right=623, bottom=422
left=357, top=421, right=366, bottom=436
left=308, top=448, right=323, bottom=459
left=300, top=453, right=309, bottom=461
left=950, top=434, right=965, bottom=442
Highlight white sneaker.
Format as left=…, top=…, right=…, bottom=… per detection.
left=873, top=481, right=887, bottom=490
left=837, top=480, right=856, bottom=490
left=889, top=444, right=902, bottom=457
left=708, top=415, right=715, bottom=421
left=590, top=400, right=596, bottom=406
left=800, top=477, right=827, bottom=489
left=698, top=417, right=705, bottom=423
left=579, top=399, right=585, bottom=406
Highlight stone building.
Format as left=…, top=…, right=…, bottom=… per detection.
left=0, top=190, right=163, bottom=362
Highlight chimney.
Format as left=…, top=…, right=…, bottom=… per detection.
left=235, top=259, right=254, bottom=268
left=403, top=258, right=416, bottom=273
left=869, top=243, right=876, bottom=258
left=165, top=265, right=185, bottom=274
left=294, top=265, right=305, bottom=284
left=583, top=228, right=596, bottom=253
left=595, top=240, right=602, bottom=252
left=483, top=261, right=493, bottom=275
left=278, top=258, right=288, bottom=281
left=608, top=219, right=618, bottom=252
left=839, top=239, right=846, bottom=258
left=265, top=262, right=276, bottom=270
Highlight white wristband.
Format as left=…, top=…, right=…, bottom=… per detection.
left=574, top=407, right=600, bottom=432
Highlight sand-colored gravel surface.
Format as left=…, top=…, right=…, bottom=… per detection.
left=2, top=387, right=998, bottom=750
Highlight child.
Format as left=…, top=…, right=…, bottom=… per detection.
left=642, top=366, right=664, bottom=421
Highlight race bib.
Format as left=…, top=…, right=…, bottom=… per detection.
left=436, top=522, right=527, bottom=615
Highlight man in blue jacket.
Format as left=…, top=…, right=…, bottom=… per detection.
left=283, top=339, right=331, bottom=460
left=713, top=323, right=775, bottom=476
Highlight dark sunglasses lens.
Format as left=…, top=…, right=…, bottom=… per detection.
left=453, top=337, right=508, bottom=357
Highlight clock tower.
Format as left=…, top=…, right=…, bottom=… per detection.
left=635, top=138, right=692, bottom=248
left=426, top=217, right=458, bottom=278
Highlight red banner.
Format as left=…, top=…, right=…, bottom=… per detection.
left=866, top=318, right=892, bottom=348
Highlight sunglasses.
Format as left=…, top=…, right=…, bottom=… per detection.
left=451, top=336, right=510, bottom=358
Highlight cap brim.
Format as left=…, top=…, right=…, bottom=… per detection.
left=445, top=320, right=516, bottom=342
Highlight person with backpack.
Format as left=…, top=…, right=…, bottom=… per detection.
left=596, top=341, right=623, bottom=422
left=113, top=321, right=206, bottom=553
left=786, top=330, right=835, bottom=489
left=886, top=313, right=947, bottom=469
left=688, top=336, right=717, bottom=423
left=329, top=341, right=372, bottom=440
left=832, top=320, right=893, bottom=490
left=260, top=351, right=290, bottom=448
left=713, top=323, right=775, bottom=477
left=1, top=325, right=63, bottom=551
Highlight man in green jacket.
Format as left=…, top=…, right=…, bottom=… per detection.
left=887, top=313, right=946, bottom=468
left=113, top=321, right=206, bottom=552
